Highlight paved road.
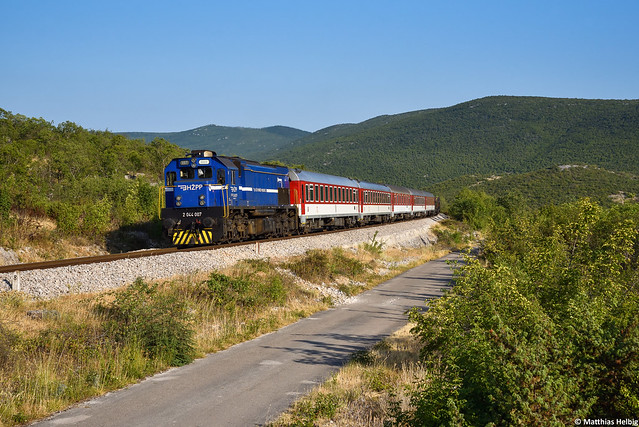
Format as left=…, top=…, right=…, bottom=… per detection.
left=37, top=252, right=461, bottom=427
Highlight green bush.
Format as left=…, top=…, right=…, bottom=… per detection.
left=287, top=248, right=367, bottom=283
left=81, top=197, right=113, bottom=235
left=50, top=202, right=81, bottom=234
left=97, top=279, right=195, bottom=366
left=448, top=188, right=503, bottom=230
left=199, top=272, right=286, bottom=309
left=392, top=199, right=639, bottom=425
left=292, top=392, right=341, bottom=425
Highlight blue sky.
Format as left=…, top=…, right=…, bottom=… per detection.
left=3, top=1, right=638, bottom=132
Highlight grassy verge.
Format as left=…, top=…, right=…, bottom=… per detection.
left=0, top=221, right=469, bottom=426
left=269, top=323, right=425, bottom=427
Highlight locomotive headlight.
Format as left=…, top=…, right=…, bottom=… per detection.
left=199, top=200, right=205, bottom=206
left=176, top=201, right=182, bottom=207
left=199, top=194, right=205, bottom=200
left=176, top=195, right=182, bottom=201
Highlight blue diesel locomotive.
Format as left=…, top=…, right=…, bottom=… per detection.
left=161, top=150, right=298, bottom=245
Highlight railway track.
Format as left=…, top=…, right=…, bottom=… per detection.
left=0, top=215, right=447, bottom=274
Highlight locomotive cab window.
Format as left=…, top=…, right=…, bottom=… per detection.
left=217, top=169, right=225, bottom=185
left=166, top=171, right=176, bottom=186
left=180, top=168, right=194, bottom=180
left=198, top=167, right=212, bottom=179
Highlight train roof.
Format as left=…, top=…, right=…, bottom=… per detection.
left=288, top=169, right=360, bottom=187
left=358, top=180, right=391, bottom=192
left=410, top=188, right=435, bottom=197
left=387, top=184, right=412, bottom=194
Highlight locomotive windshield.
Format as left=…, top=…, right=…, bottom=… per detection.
left=179, top=169, right=194, bottom=180
left=198, top=167, right=212, bottom=179
left=173, top=167, right=213, bottom=181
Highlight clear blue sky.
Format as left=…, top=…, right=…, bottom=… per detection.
left=3, top=1, right=638, bottom=132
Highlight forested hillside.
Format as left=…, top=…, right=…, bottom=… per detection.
left=273, top=96, right=639, bottom=188
left=431, top=164, right=639, bottom=208
left=122, top=124, right=309, bottom=161
left=0, top=108, right=185, bottom=256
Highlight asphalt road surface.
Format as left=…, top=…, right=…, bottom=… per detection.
left=36, top=252, right=462, bottom=427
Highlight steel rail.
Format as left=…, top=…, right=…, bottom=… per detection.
left=0, top=215, right=446, bottom=274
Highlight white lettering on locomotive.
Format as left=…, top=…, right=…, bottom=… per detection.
left=177, top=184, right=204, bottom=191
left=182, top=211, right=203, bottom=218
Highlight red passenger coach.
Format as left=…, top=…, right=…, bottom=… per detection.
left=388, top=185, right=413, bottom=219
left=359, top=180, right=392, bottom=221
left=288, top=169, right=361, bottom=231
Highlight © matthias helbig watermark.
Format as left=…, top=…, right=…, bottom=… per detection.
left=575, top=419, right=638, bottom=426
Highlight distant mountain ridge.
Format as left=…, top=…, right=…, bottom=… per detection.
left=271, top=96, right=639, bottom=189
left=121, top=125, right=309, bottom=161
left=120, top=96, right=639, bottom=192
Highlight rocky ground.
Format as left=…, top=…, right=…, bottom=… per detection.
left=0, top=216, right=442, bottom=299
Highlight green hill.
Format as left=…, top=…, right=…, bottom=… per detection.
left=271, top=96, right=639, bottom=188
left=122, top=125, right=309, bottom=161
left=431, top=165, right=639, bottom=208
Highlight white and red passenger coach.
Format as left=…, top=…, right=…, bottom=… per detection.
left=288, top=169, right=438, bottom=231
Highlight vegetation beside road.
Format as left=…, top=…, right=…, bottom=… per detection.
left=0, top=234, right=456, bottom=426
left=274, top=193, right=639, bottom=425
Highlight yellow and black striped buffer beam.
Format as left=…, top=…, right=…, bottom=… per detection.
left=172, top=229, right=214, bottom=246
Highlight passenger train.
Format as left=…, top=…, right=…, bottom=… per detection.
left=161, top=150, right=439, bottom=246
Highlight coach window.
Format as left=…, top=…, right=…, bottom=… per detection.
left=315, top=185, right=319, bottom=202
left=320, top=185, right=324, bottom=202
left=309, top=184, right=314, bottom=202
left=305, top=184, right=309, bottom=202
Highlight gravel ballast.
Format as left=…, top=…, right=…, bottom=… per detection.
left=0, top=217, right=441, bottom=299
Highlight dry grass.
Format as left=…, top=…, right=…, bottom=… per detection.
left=0, top=227, right=460, bottom=426
left=270, top=323, right=427, bottom=426
left=0, top=211, right=111, bottom=265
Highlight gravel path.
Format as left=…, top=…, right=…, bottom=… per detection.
left=0, top=217, right=441, bottom=299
